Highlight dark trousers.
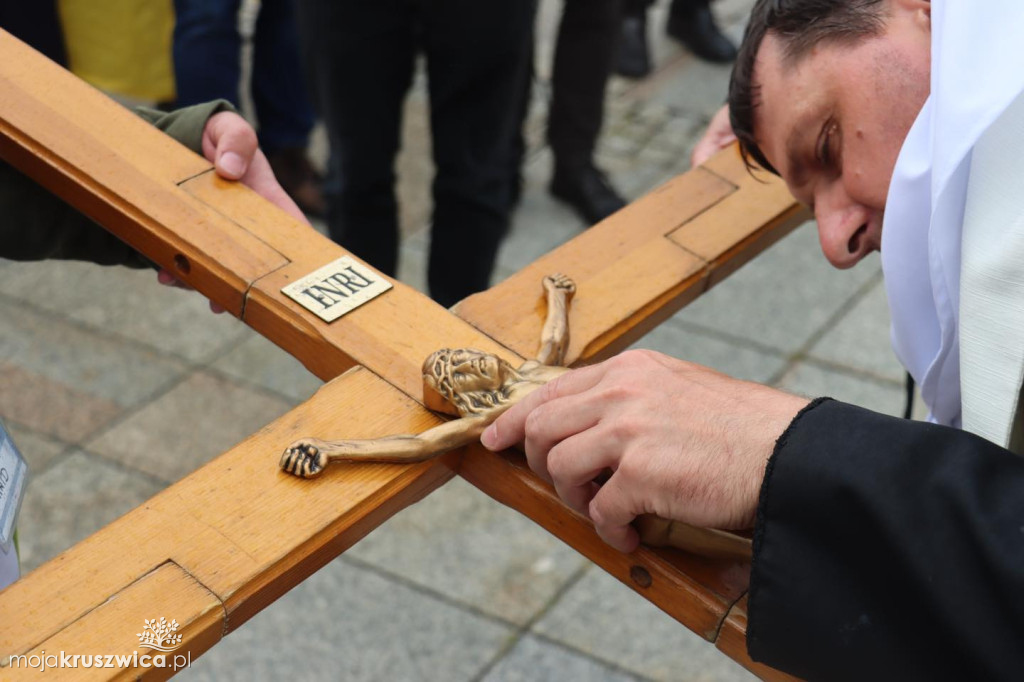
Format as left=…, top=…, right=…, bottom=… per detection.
left=173, top=0, right=315, bottom=153
left=623, top=0, right=656, bottom=13
left=548, top=0, right=623, bottom=170
left=623, top=0, right=703, bottom=18
left=295, top=0, right=534, bottom=307
left=0, top=1, right=67, bottom=66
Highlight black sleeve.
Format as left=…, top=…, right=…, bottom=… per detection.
left=0, top=99, right=233, bottom=266
left=747, top=398, right=1024, bottom=682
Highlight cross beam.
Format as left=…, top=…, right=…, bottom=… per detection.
left=0, top=30, right=806, bottom=681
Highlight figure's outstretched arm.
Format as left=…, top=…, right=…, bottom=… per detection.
left=280, top=414, right=494, bottom=478
left=535, top=273, right=576, bottom=366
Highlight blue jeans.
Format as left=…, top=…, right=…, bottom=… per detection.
left=172, top=0, right=315, bottom=153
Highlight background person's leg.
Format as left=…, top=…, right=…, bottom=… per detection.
left=172, top=0, right=243, bottom=106
left=251, top=0, right=325, bottom=216
left=422, top=0, right=536, bottom=307
left=667, top=0, right=736, bottom=64
left=547, top=0, right=627, bottom=226
left=0, top=1, right=67, bottom=66
left=616, top=0, right=655, bottom=78
left=295, top=0, right=416, bottom=276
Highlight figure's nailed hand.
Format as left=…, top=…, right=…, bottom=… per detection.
left=691, top=105, right=737, bottom=168
left=280, top=441, right=329, bottom=479
left=481, top=349, right=808, bottom=553
left=201, top=111, right=309, bottom=225
left=544, top=273, right=577, bottom=296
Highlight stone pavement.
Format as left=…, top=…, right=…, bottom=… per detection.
left=1, top=1, right=914, bottom=679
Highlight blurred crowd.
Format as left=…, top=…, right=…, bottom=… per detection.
left=1, top=0, right=736, bottom=307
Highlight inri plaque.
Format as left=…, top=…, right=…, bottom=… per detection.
left=281, top=256, right=392, bottom=322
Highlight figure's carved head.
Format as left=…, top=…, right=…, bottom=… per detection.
left=423, top=348, right=523, bottom=416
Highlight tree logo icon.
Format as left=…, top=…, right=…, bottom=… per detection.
left=136, top=617, right=183, bottom=652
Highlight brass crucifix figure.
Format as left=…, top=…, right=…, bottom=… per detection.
left=280, top=273, right=576, bottom=477
left=279, top=274, right=752, bottom=561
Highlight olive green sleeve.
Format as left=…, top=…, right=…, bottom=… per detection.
left=0, top=99, right=236, bottom=266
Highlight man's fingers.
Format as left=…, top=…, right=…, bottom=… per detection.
left=546, top=428, right=620, bottom=515
left=481, top=363, right=607, bottom=451
left=521, top=395, right=603, bottom=482
left=202, top=111, right=258, bottom=181
left=588, top=478, right=641, bottom=553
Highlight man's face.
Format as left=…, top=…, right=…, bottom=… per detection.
left=450, top=350, right=506, bottom=394
left=752, top=1, right=931, bottom=269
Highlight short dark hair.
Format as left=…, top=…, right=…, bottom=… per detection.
left=728, top=0, right=888, bottom=174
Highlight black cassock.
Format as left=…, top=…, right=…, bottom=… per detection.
left=747, top=398, right=1024, bottom=681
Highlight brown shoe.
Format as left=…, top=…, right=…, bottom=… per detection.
left=267, top=148, right=327, bottom=218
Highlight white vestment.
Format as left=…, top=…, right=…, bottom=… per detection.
left=882, top=0, right=1024, bottom=438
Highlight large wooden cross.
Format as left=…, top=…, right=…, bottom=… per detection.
left=0, top=32, right=807, bottom=680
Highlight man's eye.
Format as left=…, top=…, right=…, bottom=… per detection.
left=818, top=121, right=839, bottom=168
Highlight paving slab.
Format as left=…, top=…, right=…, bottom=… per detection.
left=0, top=259, right=251, bottom=364
left=4, top=423, right=68, bottom=475
left=209, top=330, right=322, bottom=405
left=86, top=370, right=293, bottom=484
left=180, top=558, right=513, bottom=682
left=630, top=320, right=789, bottom=384
left=774, top=361, right=906, bottom=418
left=346, top=477, right=589, bottom=626
left=0, top=298, right=188, bottom=408
left=807, top=276, right=905, bottom=383
left=676, top=224, right=883, bottom=355
left=482, top=635, right=642, bottom=682
left=533, top=567, right=757, bottom=682
left=0, top=363, right=121, bottom=443
left=0, top=299, right=188, bottom=442
left=16, top=450, right=163, bottom=573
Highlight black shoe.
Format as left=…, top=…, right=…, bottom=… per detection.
left=615, top=14, right=652, bottom=79
left=667, top=0, right=737, bottom=64
left=267, top=148, right=328, bottom=218
left=550, top=163, right=627, bottom=226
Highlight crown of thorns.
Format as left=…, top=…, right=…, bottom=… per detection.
left=423, top=348, right=462, bottom=402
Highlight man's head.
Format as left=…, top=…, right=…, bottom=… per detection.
left=423, top=348, right=521, bottom=416
left=728, top=0, right=931, bottom=268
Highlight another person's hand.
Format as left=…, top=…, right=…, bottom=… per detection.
left=480, top=350, right=808, bottom=553
left=201, top=111, right=308, bottom=224
left=160, top=111, right=311, bottom=313
left=690, top=105, right=736, bottom=167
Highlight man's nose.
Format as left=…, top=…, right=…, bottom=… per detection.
left=814, top=192, right=873, bottom=270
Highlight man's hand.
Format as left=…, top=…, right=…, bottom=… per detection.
left=480, top=350, right=808, bottom=553
left=159, top=111, right=311, bottom=312
left=691, top=105, right=737, bottom=167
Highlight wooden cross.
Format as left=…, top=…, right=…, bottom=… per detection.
left=0, top=31, right=807, bottom=680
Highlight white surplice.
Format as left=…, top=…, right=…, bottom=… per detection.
left=882, top=0, right=1024, bottom=435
